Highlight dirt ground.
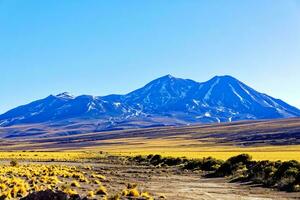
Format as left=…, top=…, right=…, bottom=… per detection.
left=86, top=157, right=300, bottom=200
left=12, top=157, right=299, bottom=200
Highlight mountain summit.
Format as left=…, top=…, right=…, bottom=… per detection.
left=0, top=75, right=299, bottom=127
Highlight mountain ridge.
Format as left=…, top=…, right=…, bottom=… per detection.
left=1, top=75, right=299, bottom=128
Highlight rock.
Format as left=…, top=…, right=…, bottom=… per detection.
left=20, top=190, right=68, bottom=200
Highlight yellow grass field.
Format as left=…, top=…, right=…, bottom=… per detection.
left=79, top=135, right=300, bottom=161
left=105, top=145, right=300, bottom=161
left=0, top=160, right=153, bottom=199
left=0, top=151, right=105, bottom=162
left=110, top=149, right=300, bottom=161
left=1, top=144, right=300, bottom=162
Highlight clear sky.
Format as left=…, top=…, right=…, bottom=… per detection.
left=1, top=0, right=300, bottom=114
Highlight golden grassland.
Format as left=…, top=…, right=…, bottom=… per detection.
left=1, top=139, right=300, bottom=162
left=71, top=136, right=300, bottom=161
left=0, top=161, right=153, bottom=199
left=0, top=144, right=298, bottom=199
left=0, top=143, right=299, bottom=162
left=0, top=151, right=105, bottom=162
left=110, top=150, right=300, bottom=161
left=94, top=141, right=300, bottom=161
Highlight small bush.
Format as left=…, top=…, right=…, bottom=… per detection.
left=227, top=154, right=252, bottom=165
left=252, top=161, right=277, bottom=186
left=10, top=160, right=18, bottom=167
left=127, top=188, right=139, bottom=197
left=147, top=154, right=153, bottom=159
left=149, top=154, right=163, bottom=166
left=95, top=185, right=108, bottom=195
left=70, top=180, right=81, bottom=187
left=272, top=160, right=300, bottom=191
left=87, top=191, right=95, bottom=198
left=201, top=157, right=224, bottom=171
left=214, top=154, right=252, bottom=177
left=272, top=160, right=300, bottom=183
left=183, top=160, right=202, bottom=170
left=133, top=155, right=146, bottom=163
left=163, top=157, right=184, bottom=166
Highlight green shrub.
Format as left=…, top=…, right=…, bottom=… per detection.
left=247, top=160, right=277, bottom=186
left=10, top=160, right=18, bottom=167
left=132, top=155, right=147, bottom=163
left=214, top=154, right=252, bottom=177
left=201, top=157, right=224, bottom=171
left=163, top=157, right=184, bottom=166
left=227, top=154, right=252, bottom=165
left=183, top=160, right=202, bottom=170
left=150, top=154, right=163, bottom=166
left=147, top=154, right=153, bottom=159
left=272, top=160, right=300, bottom=182
left=272, top=160, right=300, bottom=191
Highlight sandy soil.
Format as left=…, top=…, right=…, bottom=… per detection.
left=14, top=157, right=299, bottom=200
left=89, top=157, right=300, bottom=200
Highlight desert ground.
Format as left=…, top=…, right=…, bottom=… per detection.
left=81, top=156, right=300, bottom=200
left=0, top=119, right=300, bottom=199
left=0, top=155, right=299, bottom=200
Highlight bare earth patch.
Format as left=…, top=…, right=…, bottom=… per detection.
left=1, top=156, right=299, bottom=199
left=89, top=158, right=300, bottom=200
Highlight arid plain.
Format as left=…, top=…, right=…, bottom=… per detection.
left=0, top=118, right=299, bottom=199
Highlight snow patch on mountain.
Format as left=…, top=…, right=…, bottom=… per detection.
left=204, top=77, right=219, bottom=101
left=113, top=102, right=121, bottom=107
left=229, top=84, right=244, bottom=103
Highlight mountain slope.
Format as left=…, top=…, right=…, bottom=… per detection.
left=0, top=75, right=299, bottom=127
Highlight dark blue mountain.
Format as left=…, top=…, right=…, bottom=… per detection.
left=1, top=75, right=299, bottom=127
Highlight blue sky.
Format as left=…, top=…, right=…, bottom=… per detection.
left=1, top=0, right=300, bottom=113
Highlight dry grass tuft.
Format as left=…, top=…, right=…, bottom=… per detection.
left=70, top=180, right=81, bottom=188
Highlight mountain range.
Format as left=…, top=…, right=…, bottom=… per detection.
left=1, top=75, right=299, bottom=132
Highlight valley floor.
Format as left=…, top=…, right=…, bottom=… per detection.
left=63, top=157, right=300, bottom=200
left=2, top=118, right=300, bottom=163
left=96, top=158, right=300, bottom=200
left=0, top=154, right=299, bottom=199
